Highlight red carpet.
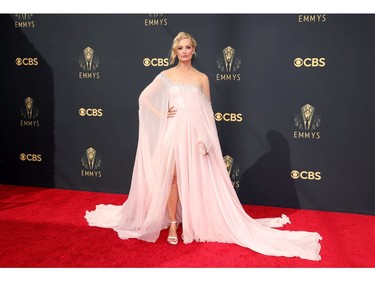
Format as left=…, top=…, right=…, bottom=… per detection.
left=0, top=184, right=375, bottom=268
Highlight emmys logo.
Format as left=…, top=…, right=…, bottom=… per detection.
left=14, top=14, right=35, bottom=28
left=15, top=57, right=39, bottom=66
left=20, top=153, right=42, bottom=162
left=294, top=57, right=326, bottom=68
left=145, top=14, right=168, bottom=26
left=78, top=47, right=100, bottom=79
left=298, top=14, right=327, bottom=23
left=216, top=46, right=241, bottom=81
left=293, top=104, right=321, bottom=139
left=20, top=97, right=40, bottom=127
left=143, top=57, right=169, bottom=67
left=81, top=147, right=102, bottom=177
left=215, top=112, right=243, bottom=122
left=291, top=170, right=321, bottom=181
left=79, top=108, right=103, bottom=117
left=223, top=155, right=240, bottom=191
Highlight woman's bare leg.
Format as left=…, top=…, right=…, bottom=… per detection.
left=167, top=171, right=179, bottom=244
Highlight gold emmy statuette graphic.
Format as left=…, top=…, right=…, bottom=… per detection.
left=15, top=14, right=33, bottom=20
left=24, top=97, right=33, bottom=119
left=301, top=104, right=315, bottom=130
left=83, top=47, right=94, bottom=71
left=224, top=155, right=234, bottom=175
left=85, top=147, right=96, bottom=170
left=216, top=46, right=241, bottom=79
left=223, top=46, right=235, bottom=72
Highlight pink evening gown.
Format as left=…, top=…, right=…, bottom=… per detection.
left=85, top=72, right=322, bottom=261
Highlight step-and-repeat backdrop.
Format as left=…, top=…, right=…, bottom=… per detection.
left=1, top=14, right=374, bottom=215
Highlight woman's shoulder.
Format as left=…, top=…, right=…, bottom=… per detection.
left=158, top=69, right=173, bottom=82
left=194, top=70, right=209, bottom=86
left=160, top=68, right=174, bottom=76
left=159, top=67, right=208, bottom=86
left=198, top=70, right=209, bottom=81
left=162, top=67, right=207, bottom=77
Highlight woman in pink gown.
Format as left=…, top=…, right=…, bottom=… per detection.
left=85, top=31, right=322, bottom=261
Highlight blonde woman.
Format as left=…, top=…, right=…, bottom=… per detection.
left=85, top=32, right=322, bottom=261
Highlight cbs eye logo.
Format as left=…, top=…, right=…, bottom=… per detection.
left=15, top=57, right=39, bottom=66
left=79, top=108, right=103, bottom=117
left=20, top=153, right=42, bottom=162
left=291, top=170, right=321, bottom=180
left=294, top=58, right=325, bottom=68
left=143, top=58, right=169, bottom=67
left=215, top=112, right=243, bottom=122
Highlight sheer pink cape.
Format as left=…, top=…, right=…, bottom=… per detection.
left=85, top=72, right=322, bottom=261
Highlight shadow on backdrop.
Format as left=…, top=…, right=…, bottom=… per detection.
left=239, top=130, right=300, bottom=209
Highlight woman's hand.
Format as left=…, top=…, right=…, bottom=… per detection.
left=167, top=106, right=177, bottom=118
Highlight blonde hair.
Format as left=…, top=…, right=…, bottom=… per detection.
left=169, top=31, right=197, bottom=65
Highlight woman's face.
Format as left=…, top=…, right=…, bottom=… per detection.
left=176, top=38, right=195, bottom=63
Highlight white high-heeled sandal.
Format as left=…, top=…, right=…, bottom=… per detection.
left=167, top=221, right=178, bottom=245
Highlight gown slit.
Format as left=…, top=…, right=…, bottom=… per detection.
left=85, top=72, right=322, bottom=261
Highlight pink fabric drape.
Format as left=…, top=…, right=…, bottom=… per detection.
left=85, top=72, right=322, bottom=261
